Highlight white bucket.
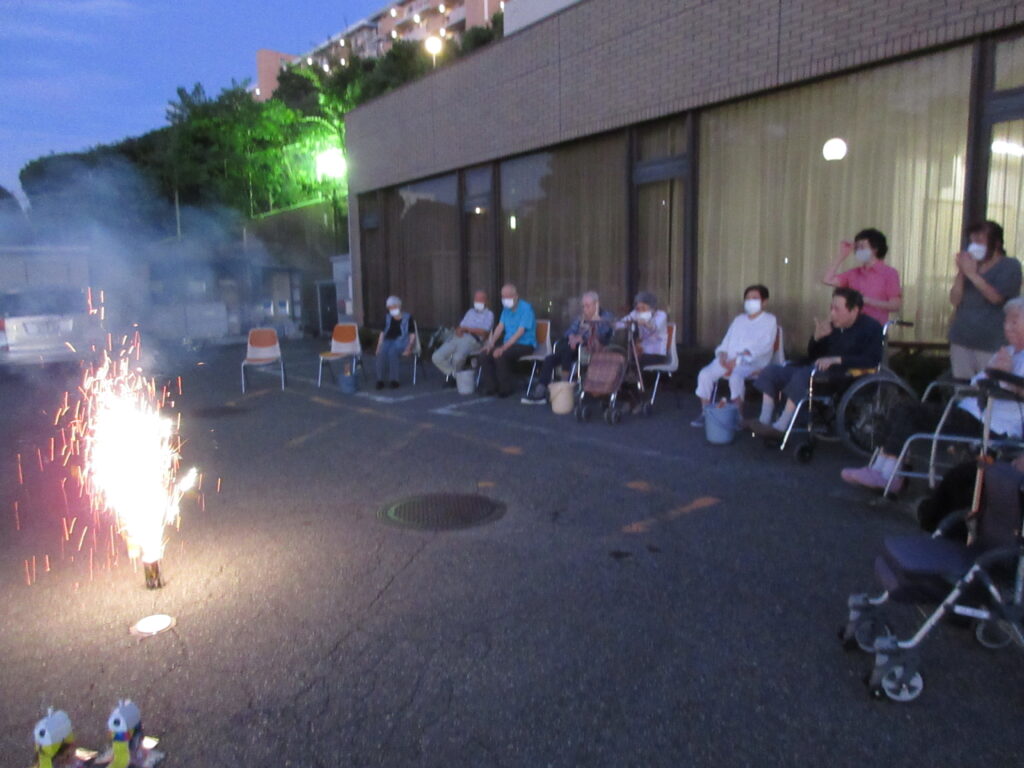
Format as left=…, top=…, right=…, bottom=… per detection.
left=455, top=369, right=476, bottom=395
left=549, top=381, right=575, bottom=415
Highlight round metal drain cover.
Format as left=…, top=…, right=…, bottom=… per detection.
left=378, top=493, right=505, bottom=531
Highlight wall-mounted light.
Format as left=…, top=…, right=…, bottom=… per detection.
left=414, top=13, right=421, bottom=22
left=822, top=137, right=847, bottom=161
left=254, top=87, right=261, bottom=97
left=391, top=29, right=398, bottom=38
left=390, top=6, right=397, bottom=16
left=439, top=3, right=446, bottom=11
left=306, top=56, right=313, bottom=65
left=509, top=215, right=517, bottom=230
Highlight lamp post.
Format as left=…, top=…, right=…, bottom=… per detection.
left=425, top=35, right=443, bottom=68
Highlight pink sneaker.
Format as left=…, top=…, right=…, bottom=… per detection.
left=840, top=466, right=887, bottom=490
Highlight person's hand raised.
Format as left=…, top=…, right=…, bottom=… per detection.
left=813, top=317, right=832, bottom=340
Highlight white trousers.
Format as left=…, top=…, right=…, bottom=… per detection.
left=695, top=359, right=760, bottom=401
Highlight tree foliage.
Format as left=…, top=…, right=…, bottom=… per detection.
left=18, top=16, right=504, bottom=228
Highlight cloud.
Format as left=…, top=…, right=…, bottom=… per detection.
left=0, top=21, right=98, bottom=44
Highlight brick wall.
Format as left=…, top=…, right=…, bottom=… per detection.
left=345, top=0, right=1024, bottom=194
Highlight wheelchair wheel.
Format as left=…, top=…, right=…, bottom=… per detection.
left=836, top=374, right=917, bottom=458
left=974, top=619, right=1014, bottom=650
left=605, top=406, right=622, bottom=425
left=871, top=665, right=924, bottom=703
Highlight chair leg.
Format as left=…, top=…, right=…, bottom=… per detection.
left=527, top=361, right=538, bottom=393
left=413, top=356, right=418, bottom=385
left=241, top=363, right=247, bottom=394
left=317, top=358, right=323, bottom=388
left=280, top=360, right=286, bottom=390
left=650, top=372, right=662, bottom=406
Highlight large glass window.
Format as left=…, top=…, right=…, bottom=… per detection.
left=698, top=46, right=971, bottom=347
left=500, top=134, right=628, bottom=331
left=636, top=179, right=684, bottom=325
left=995, top=35, right=1024, bottom=91
left=988, top=119, right=1024, bottom=262
left=381, top=174, right=460, bottom=329
left=358, top=192, right=387, bottom=324
left=464, top=165, right=495, bottom=301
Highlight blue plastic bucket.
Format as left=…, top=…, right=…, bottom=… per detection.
left=339, top=360, right=359, bottom=394
left=704, top=403, right=739, bottom=445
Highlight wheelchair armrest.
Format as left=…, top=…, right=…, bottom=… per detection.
left=985, top=368, right=1024, bottom=389
left=975, top=544, right=1024, bottom=570
left=934, top=509, right=970, bottom=538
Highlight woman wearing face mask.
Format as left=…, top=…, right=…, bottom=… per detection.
left=948, top=220, right=1022, bottom=380
left=822, top=227, right=902, bottom=326
left=375, top=295, right=417, bottom=389
left=619, top=291, right=669, bottom=368
left=691, top=284, right=777, bottom=427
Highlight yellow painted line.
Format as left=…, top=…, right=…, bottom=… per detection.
left=285, top=419, right=344, bottom=448
left=622, top=496, right=721, bottom=534
left=625, top=480, right=653, bottom=492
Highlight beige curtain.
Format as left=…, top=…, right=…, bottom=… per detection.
left=698, top=45, right=971, bottom=349
left=500, top=134, right=628, bottom=332
left=636, top=178, right=684, bottom=325
left=988, top=119, right=1024, bottom=262
left=384, top=175, right=460, bottom=329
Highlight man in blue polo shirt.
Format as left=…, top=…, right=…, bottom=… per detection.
left=478, top=283, right=537, bottom=397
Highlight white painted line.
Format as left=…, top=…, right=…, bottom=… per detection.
left=354, top=389, right=452, bottom=404
left=430, top=397, right=495, bottom=415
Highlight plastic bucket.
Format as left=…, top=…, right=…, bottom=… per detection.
left=339, top=360, right=359, bottom=394
left=549, top=381, right=575, bottom=415
left=704, top=403, right=739, bottom=444
left=455, top=369, right=477, bottom=395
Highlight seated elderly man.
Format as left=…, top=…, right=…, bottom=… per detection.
left=374, top=295, right=417, bottom=389
left=522, top=290, right=614, bottom=404
left=842, top=296, right=1024, bottom=493
left=432, top=289, right=494, bottom=379
left=750, top=287, right=883, bottom=436
left=478, top=283, right=537, bottom=398
left=692, top=284, right=777, bottom=427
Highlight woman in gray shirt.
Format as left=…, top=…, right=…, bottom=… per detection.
left=948, top=220, right=1022, bottom=379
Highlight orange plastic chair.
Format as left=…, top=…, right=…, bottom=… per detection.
left=318, top=322, right=364, bottom=387
left=241, top=327, right=285, bottom=393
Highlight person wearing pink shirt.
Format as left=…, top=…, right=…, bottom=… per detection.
left=823, top=228, right=902, bottom=326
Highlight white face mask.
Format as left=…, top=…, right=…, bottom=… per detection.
left=389, top=308, right=402, bottom=318
left=854, top=248, right=873, bottom=265
left=473, top=302, right=485, bottom=312
left=967, top=242, right=987, bottom=261
left=743, top=298, right=762, bottom=316
left=501, top=298, right=515, bottom=309
left=635, top=310, right=653, bottom=322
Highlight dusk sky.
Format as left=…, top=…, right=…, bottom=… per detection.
left=1, top=0, right=383, bottom=205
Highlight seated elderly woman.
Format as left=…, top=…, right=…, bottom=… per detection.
left=615, top=291, right=670, bottom=412
left=842, top=296, right=1024, bottom=493
left=522, top=290, right=614, bottom=404
left=374, top=295, right=417, bottom=389
left=692, top=284, right=777, bottom=427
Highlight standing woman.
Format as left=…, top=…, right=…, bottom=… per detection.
left=948, top=220, right=1022, bottom=379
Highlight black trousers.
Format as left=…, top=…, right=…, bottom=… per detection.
left=478, top=343, right=534, bottom=396
left=881, top=402, right=983, bottom=456
left=538, top=341, right=579, bottom=386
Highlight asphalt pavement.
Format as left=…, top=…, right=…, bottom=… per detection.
left=0, top=340, right=1021, bottom=766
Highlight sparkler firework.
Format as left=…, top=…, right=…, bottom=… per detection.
left=60, top=341, right=196, bottom=588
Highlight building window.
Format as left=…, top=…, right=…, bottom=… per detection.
left=500, top=133, right=628, bottom=330
left=381, top=174, right=460, bottom=329
left=995, top=35, right=1024, bottom=91
left=464, top=165, right=495, bottom=300
left=698, top=45, right=971, bottom=346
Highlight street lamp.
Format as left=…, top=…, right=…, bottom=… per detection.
left=315, top=148, right=347, bottom=182
left=425, top=35, right=443, bottom=68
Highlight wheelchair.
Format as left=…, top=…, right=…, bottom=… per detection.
left=767, top=320, right=919, bottom=462
left=838, top=434, right=1024, bottom=702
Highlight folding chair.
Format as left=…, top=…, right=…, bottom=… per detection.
left=643, top=322, right=679, bottom=408
left=522, top=319, right=552, bottom=394
left=317, top=322, right=365, bottom=387
left=241, top=327, right=285, bottom=393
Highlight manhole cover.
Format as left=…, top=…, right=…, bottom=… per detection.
left=377, top=493, right=505, bottom=531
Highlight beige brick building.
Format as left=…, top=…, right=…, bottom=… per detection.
left=345, top=0, right=1024, bottom=350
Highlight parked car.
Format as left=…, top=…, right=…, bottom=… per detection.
left=0, top=286, right=101, bottom=368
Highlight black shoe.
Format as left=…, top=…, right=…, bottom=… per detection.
left=390, top=381, right=400, bottom=389
left=375, top=381, right=385, bottom=390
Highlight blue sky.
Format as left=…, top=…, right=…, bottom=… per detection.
left=0, top=0, right=383, bottom=205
